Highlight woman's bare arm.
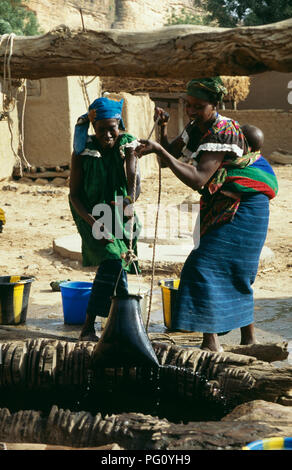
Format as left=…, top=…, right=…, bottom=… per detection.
left=124, top=147, right=141, bottom=201
left=137, top=140, right=225, bottom=191
left=69, top=152, right=96, bottom=227
left=155, top=107, right=185, bottom=163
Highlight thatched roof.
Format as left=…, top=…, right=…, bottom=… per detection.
left=101, top=76, right=250, bottom=103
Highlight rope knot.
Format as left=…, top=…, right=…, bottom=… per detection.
left=121, top=249, right=138, bottom=266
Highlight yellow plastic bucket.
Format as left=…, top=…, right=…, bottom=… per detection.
left=158, top=279, right=180, bottom=329
left=0, top=275, right=34, bottom=325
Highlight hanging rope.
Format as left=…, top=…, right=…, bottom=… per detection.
left=77, top=9, right=99, bottom=116
left=79, top=76, right=91, bottom=109
left=145, top=156, right=161, bottom=332
left=124, top=152, right=139, bottom=265
left=2, top=33, right=15, bottom=113
left=0, top=33, right=31, bottom=175
left=19, top=79, right=28, bottom=169
left=113, top=117, right=161, bottom=332
left=114, top=145, right=141, bottom=296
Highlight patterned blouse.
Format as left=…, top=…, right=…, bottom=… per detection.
left=179, top=113, right=246, bottom=166
left=177, top=113, right=278, bottom=237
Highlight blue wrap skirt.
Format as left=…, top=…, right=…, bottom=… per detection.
left=171, top=193, right=270, bottom=333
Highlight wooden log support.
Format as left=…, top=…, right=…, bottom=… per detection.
left=0, top=20, right=292, bottom=80
left=151, top=342, right=292, bottom=405
left=0, top=403, right=291, bottom=450
left=0, top=339, right=291, bottom=449
left=0, top=339, right=291, bottom=406
left=221, top=341, right=289, bottom=363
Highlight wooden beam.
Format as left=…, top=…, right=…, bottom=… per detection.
left=0, top=19, right=292, bottom=80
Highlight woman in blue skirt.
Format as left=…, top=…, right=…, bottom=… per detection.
left=137, top=77, right=278, bottom=352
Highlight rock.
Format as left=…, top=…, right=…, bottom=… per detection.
left=222, top=341, right=289, bottom=362
left=24, top=264, right=40, bottom=272
left=51, top=177, right=66, bottom=187
left=50, top=280, right=71, bottom=292
left=53, top=235, right=82, bottom=262
left=69, top=260, right=80, bottom=268
left=269, top=150, right=292, bottom=164
left=222, top=400, right=292, bottom=423
left=34, top=178, right=49, bottom=186
left=2, top=185, right=18, bottom=191
left=19, top=177, right=33, bottom=184
left=51, top=261, right=63, bottom=269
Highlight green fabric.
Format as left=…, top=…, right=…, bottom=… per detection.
left=186, top=77, right=228, bottom=103
left=208, top=150, right=261, bottom=192
left=70, top=133, right=141, bottom=273
left=226, top=166, right=279, bottom=190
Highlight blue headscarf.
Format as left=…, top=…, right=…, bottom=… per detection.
left=73, top=97, right=125, bottom=155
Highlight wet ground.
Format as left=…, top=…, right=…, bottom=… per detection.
left=1, top=282, right=291, bottom=351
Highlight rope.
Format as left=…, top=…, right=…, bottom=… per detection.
left=145, top=156, right=161, bottom=332
left=128, top=153, right=139, bottom=255
left=18, top=79, right=30, bottom=170
left=2, top=33, right=16, bottom=113
left=120, top=117, right=161, bottom=331
left=0, top=33, right=31, bottom=175
left=143, top=117, right=162, bottom=331
left=77, top=7, right=96, bottom=112
left=79, top=76, right=90, bottom=109
left=113, top=118, right=160, bottom=301
left=113, top=148, right=141, bottom=297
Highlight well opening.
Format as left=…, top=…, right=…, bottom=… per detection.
left=0, top=338, right=291, bottom=449
left=0, top=339, right=233, bottom=423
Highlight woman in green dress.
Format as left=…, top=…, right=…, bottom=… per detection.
left=69, top=97, right=141, bottom=341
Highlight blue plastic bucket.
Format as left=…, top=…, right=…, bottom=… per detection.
left=59, top=281, right=93, bottom=325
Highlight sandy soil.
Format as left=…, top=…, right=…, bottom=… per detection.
left=0, top=164, right=291, bottom=338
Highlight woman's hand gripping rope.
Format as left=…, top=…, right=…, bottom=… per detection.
left=120, top=117, right=160, bottom=268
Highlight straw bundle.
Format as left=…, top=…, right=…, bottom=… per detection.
left=101, top=76, right=250, bottom=105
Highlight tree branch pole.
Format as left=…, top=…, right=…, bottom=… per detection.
left=0, top=19, right=291, bottom=80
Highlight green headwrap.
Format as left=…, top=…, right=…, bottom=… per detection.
left=186, top=77, right=228, bottom=103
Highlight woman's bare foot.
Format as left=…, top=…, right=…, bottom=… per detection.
left=201, top=333, right=223, bottom=352
left=79, top=315, right=99, bottom=341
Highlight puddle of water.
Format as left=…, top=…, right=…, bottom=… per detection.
left=13, top=292, right=292, bottom=352
left=254, top=298, right=292, bottom=341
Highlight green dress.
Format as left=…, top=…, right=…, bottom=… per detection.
left=69, top=133, right=141, bottom=273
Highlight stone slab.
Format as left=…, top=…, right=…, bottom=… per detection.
left=53, top=233, right=275, bottom=268
left=53, top=234, right=82, bottom=262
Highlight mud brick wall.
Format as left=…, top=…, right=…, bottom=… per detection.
left=0, top=105, right=19, bottom=180
left=163, top=103, right=292, bottom=158
left=223, top=109, right=292, bottom=157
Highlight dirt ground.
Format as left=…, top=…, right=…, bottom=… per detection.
left=0, top=164, right=291, bottom=340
